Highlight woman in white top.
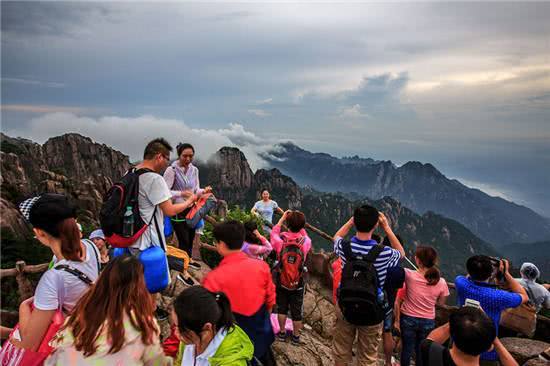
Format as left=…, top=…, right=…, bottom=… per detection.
left=14, top=193, right=100, bottom=352
left=164, top=143, right=211, bottom=263
left=251, top=190, right=284, bottom=236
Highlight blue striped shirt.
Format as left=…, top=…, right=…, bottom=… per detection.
left=334, top=236, right=402, bottom=287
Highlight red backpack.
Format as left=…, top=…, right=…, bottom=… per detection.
left=277, top=234, right=306, bottom=290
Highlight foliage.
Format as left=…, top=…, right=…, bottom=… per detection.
left=199, top=206, right=266, bottom=269
left=0, top=228, right=52, bottom=269
left=1, top=229, right=52, bottom=310
left=0, top=140, right=25, bottom=155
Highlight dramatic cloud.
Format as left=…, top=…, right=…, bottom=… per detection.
left=2, top=2, right=549, bottom=215
left=4, top=113, right=275, bottom=170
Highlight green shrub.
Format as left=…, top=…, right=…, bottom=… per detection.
left=199, top=206, right=267, bottom=269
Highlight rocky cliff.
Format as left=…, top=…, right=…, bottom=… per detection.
left=197, top=147, right=302, bottom=210
left=1, top=133, right=130, bottom=237
left=263, top=142, right=550, bottom=248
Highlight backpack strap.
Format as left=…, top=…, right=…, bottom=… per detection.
left=54, top=265, right=94, bottom=286
left=365, top=244, right=385, bottom=263
left=152, top=207, right=166, bottom=252
left=341, top=239, right=353, bottom=261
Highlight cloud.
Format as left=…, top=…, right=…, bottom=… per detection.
left=339, top=104, right=370, bottom=119
left=3, top=113, right=277, bottom=171
left=1, top=104, right=85, bottom=113
left=247, top=109, right=271, bottom=117
left=2, top=78, right=65, bottom=88
left=256, top=98, right=273, bottom=105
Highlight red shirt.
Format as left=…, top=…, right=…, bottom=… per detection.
left=203, top=251, right=276, bottom=316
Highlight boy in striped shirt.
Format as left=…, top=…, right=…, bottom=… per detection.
left=332, top=205, right=405, bottom=366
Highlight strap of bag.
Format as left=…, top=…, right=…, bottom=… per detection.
left=54, top=265, right=94, bottom=286
left=152, top=208, right=167, bottom=252
left=341, top=239, right=353, bottom=261
left=365, top=244, right=384, bottom=263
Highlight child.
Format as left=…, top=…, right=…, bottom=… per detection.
left=203, top=220, right=276, bottom=365
left=271, top=210, right=312, bottom=345
left=172, top=286, right=253, bottom=366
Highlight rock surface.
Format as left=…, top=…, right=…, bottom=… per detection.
left=501, top=338, right=550, bottom=365
left=1, top=133, right=130, bottom=228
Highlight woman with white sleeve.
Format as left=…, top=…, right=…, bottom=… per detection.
left=164, top=143, right=211, bottom=264
left=12, top=194, right=100, bottom=352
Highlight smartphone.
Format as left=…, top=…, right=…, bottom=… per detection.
left=464, top=298, right=481, bottom=309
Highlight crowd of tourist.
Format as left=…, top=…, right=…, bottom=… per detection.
left=1, top=137, right=549, bottom=366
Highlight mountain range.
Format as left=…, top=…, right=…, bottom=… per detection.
left=262, top=142, right=550, bottom=248
left=1, top=133, right=501, bottom=278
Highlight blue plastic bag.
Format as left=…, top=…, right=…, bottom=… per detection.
left=164, top=216, right=173, bottom=237
left=112, top=246, right=169, bottom=294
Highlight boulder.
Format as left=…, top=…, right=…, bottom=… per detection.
left=501, top=338, right=550, bottom=365
left=272, top=329, right=334, bottom=365
left=302, top=285, right=336, bottom=340
left=522, top=359, right=549, bottom=366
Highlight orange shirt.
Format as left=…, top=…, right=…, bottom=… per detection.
left=203, top=252, right=276, bottom=316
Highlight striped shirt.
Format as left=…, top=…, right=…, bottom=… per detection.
left=334, top=236, right=401, bottom=287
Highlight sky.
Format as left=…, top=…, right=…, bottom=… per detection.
left=2, top=2, right=550, bottom=217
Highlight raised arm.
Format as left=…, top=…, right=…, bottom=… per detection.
left=334, top=217, right=354, bottom=241
left=378, top=213, right=405, bottom=258
left=159, top=195, right=197, bottom=217
left=501, top=260, right=528, bottom=304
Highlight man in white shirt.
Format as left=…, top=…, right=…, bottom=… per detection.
left=132, top=138, right=198, bottom=251
left=132, top=138, right=198, bottom=320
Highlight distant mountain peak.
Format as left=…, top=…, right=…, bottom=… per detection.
left=263, top=141, right=550, bottom=246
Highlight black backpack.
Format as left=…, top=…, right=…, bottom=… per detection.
left=100, top=168, right=155, bottom=248
left=338, top=240, right=384, bottom=326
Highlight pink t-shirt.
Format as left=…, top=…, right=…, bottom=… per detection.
left=401, top=268, right=450, bottom=319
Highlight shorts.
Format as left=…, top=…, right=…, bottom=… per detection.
left=332, top=305, right=382, bottom=366
left=276, top=286, right=305, bottom=321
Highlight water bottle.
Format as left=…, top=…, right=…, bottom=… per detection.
left=122, top=206, right=134, bottom=237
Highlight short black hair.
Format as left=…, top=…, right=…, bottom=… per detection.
left=466, top=255, right=493, bottom=281
left=450, top=307, right=496, bottom=356
left=143, top=138, right=172, bottom=160
left=213, top=220, right=245, bottom=250
left=176, top=143, right=195, bottom=157
left=353, top=205, right=379, bottom=232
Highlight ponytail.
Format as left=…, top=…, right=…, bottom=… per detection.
left=173, top=286, right=235, bottom=336
left=212, top=291, right=235, bottom=331
left=415, top=246, right=440, bottom=286
left=57, top=217, right=83, bottom=261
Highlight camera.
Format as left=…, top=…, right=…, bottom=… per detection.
left=489, top=257, right=506, bottom=282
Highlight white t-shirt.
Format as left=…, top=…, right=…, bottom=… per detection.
left=132, top=172, right=171, bottom=251
left=253, top=200, right=279, bottom=224
left=34, top=240, right=100, bottom=313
